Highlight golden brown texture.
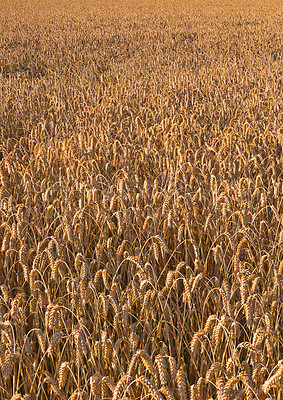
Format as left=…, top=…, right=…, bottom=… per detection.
left=0, top=1, right=282, bottom=399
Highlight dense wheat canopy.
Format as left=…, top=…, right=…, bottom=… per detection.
left=0, top=0, right=282, bottom=399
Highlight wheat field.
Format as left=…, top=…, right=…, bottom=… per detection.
left=0, top=0, right=282, bottom=399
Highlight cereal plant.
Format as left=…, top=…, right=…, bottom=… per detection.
left=0, top=1, right=282, bottom=399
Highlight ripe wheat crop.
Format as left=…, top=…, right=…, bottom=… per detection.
left=0, top=0, right=282, bottom=399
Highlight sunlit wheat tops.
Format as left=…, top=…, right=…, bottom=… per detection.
left=0, top=0, right=282, bottom=399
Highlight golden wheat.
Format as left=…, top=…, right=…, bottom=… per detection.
left=0, top=0, right=281, bottom=399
